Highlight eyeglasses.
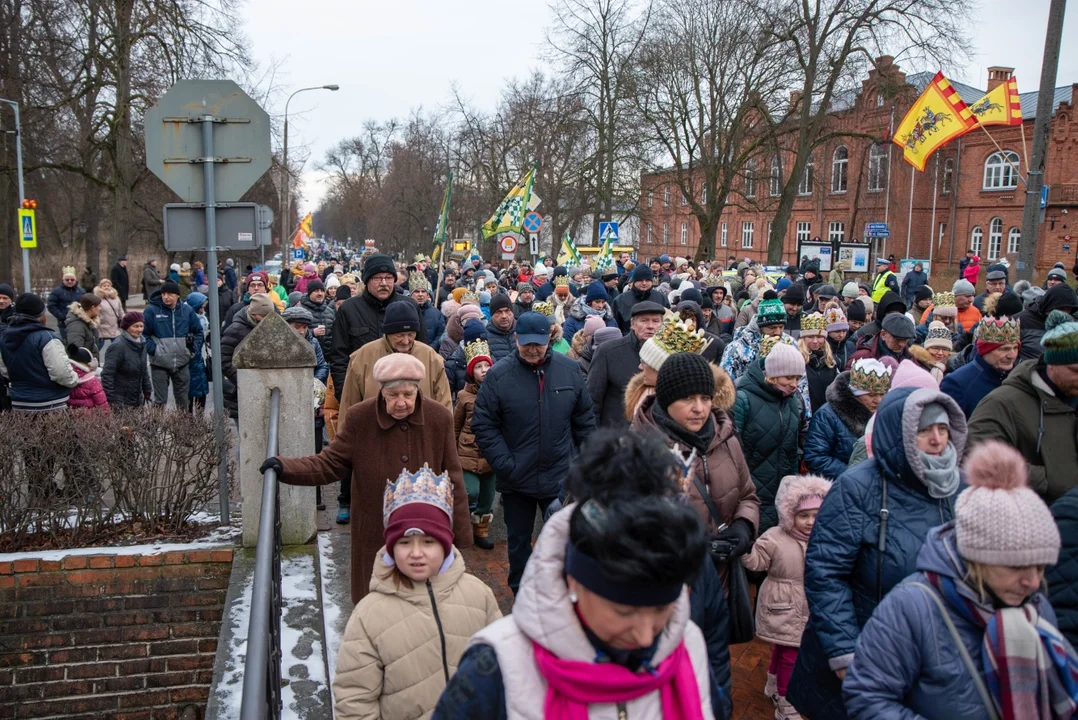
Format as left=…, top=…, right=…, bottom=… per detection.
left=370, top=275, right=396, bottom=285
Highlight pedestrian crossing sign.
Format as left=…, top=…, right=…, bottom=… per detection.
left=18, top=208, right=36, bottom=249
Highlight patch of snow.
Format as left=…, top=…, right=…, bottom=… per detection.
left=317, top=532, right=344, bottom=698
left=217, top=560, right=254, bottom=717
left=280, top=552, right=328, bottom=719
left=0, top=523, right=240, bottom=563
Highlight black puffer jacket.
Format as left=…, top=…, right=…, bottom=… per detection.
left=1046, top=487, right=1078, bottom=650
left=471, top=348, right=596, bottom=499
left=1014, top=284, right=1078, bottom=361
left=300, top=294, right=335, bottom=356
left=586, top=331, right=642, bottom=428
left=329, top=290, right=422, bottom=400
left=612, top=286, right=668, bottom=332
left=220, top=309, right=257, bottom=418
left=101, top=332, right=151, bottom=407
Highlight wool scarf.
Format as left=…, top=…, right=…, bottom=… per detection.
left=917, top=443, right=961, bottom=499
left=926, top=570, right=1078, bottom=720
left=652, top=401, right=714, bottom=457
left=533, top=641, right=705, bottom=720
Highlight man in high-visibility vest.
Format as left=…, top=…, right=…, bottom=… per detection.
left=871, top=258, right=899, bottom=303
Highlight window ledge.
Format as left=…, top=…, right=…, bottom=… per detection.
left=867, top=188, right=885, bottom=194
left=831, top=189, right=848, bottom=195
left=981, top=187, right=1019, bottom=193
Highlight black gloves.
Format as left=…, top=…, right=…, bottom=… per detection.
left=715, top=519, right=754, bottom=558
left=259, top=457, right=283, bottom=476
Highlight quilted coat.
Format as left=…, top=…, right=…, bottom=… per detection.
left=733, top=359, right=805, bottom=534
left=844, top=524, right=1059, bottom=720
left=1045, top=487, right=1078, bottom=650
left=721, top=321, right=813, bottom=417
left=101, top=332, right=150, bottom=407
left=68, top=362, right=108, bottom=409
left=940, top=352, right=1009, bottom=419
left=787, top=387, right=966, bottom=719
left=334, top=547, right=502, bottom=720
left=804, top=350, right=838, bottom=415
left=803, top=372, right=872, bottom=480
left=453, top=382, right=491, bottom=475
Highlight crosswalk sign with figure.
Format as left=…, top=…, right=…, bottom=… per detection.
left=18, top=209, right=36, bottom=248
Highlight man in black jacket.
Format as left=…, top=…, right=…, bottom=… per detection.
left=110, top=256, right=130, bottom=308
left=612, top=265, right=669, bottom=332
left=471, top=312, right=596, bottom=594
left=587, top=301, right=663, bottom=427
left=299, top=280, right=334, bottom=357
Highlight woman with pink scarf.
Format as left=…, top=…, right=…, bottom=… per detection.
left=432, top=431, right=716, bottom=719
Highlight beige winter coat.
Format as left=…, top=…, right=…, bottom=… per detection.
left=742, top=527, right=809, bottom=647
left=469, top=505, right=712, bottom=720
left=94, top=285, right=124, bottom=339
left=334, top=546, right=501, bottom=720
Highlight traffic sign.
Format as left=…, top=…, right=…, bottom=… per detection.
left=499, top=235, right=519, bottom=254
left=1042, top=185, right=1050, bottom=209
left=865, top=222, right=890, bottom=238
left=145, top=80, right=271, bottom=202
left=523, top=212, right=543, bottom=234
left=18, top=209, right=36, bottom=248
left=599, top=221, right=619, bottom=242
left=293, top=248, right=304, bottom=260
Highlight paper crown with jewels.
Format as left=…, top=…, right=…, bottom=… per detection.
left=800, top=312, right=828, bottom=338
left=532, top=301, right=555, bottom=317
left=408, top=272, right=432, bottom=293
left=703, top=274, right=726, bottom=289
left=554, top=275, right=571, bottom=288
left=850, top=358, right=893, bottom=395
left=461, top=290, right=481, bottom=305
left=653, top=318, right=708, bottom=355
left=383, top=464, right=454, bottom=527
left=414, top=253, right=430, bottom=263
left=62, top=266, right=77, bottom=278
left=464, top=338, right=492, bottom=365
left=975, top=315, right=1021, bottom=345
left=758, top=334, right=795, bottom=359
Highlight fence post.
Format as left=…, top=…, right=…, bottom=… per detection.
left=234, top=311, right=318, bottom=547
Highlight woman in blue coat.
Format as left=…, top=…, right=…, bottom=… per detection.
left=845, top=440, right=1076, bottom=720
left=787, top=386, right=967, bottom=719
left=803, top=359, right=891, bottom=480
left=185, top=292, right=209, bottom=413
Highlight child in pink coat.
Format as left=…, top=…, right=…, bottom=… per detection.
left=743, top=474, right=832, bottom=720
left=962, top=254, right=981, bottom=285
left=67, top=345, right=108, bottom=411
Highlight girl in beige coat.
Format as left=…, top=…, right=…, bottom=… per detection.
left=742, top=473, right=831, bottom=720
left=334, top=466, right=501, bottom=720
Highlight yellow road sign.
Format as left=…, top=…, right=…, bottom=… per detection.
left=18, top=208, right=36, bottom=249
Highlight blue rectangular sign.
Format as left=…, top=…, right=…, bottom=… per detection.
left=292, top=248, right=304, bottom=260
left=599, top=221, right=619, bottom=242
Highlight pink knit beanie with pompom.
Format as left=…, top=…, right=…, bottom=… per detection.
left=956, top=440, right=1059, bottom=567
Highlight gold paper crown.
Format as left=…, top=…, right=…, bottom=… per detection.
left=408, top=271, right=432, bottom=293
left=759, top=334, right=795, bottom=358
left=850, top=359, right=893, bottom=395
left=800, top=312, right=828, bottom=337
left=464, top=338, right=492, bottom=364
left=383, top=464, right=454, bottom=527
left=976, top=316, right=1021, bottom=345
left=461, top=290, right=481, bottom=305
left=703, top=274, right=726, bottom=288
left=555, top=275, right=571, bottom=289
left=62, top=266, right=77, bottom=278
left=933, top=291, right=956, bottom=308
left=414, top=253, right=429, bottom=263
left=341, top=274, right=358, bottom=285
left=653, top=318, right=708, bottom=355
left=532, top=301, right=556, bottom=316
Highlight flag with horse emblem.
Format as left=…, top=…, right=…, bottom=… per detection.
left=968, top=77, right=1023, bottom=127
left=893, top=72, right=978, bottom=171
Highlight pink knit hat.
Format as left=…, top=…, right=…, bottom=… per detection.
left=956, top=440, right=1059, bottom=567
left=764, top=343, right=806, bottom=378
left=372, top=353, right=426, bottom=386
left=582, top=315, right=606, bottom=338
left=891, top=360, right=937, bottom=390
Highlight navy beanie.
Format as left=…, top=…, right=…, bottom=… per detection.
left=553, top=266, right=568, bottom=278
left=680, top=287, right=703, bottom=306
left=382, top=301, right=420, bottom=335
left=462, top=318, right=488, bottom=345
left=585, top=281, right=608, bottom=304
left=631, top=265, right=654, bottom=283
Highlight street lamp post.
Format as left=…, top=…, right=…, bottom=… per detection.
left=281, top=85, right=339, bottom=260
left=0, top=97, right=29, bottom=293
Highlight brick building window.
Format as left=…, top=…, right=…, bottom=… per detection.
left=664, top=185, right=670, bottom=206
left=970, top=225, right=983, bottom=255
left=1008, top=227, right=1021, bottom=255
left=868, top=144, right=889, bottom=192
left=983, top=151, right=1020, bottom=190
left=770, top=156, right=782, bottom=197
left=988, top=217, right=1003, bottom=259
left=829, top=221, right=845, bottom=242
left=796, top=222, right=811, bottom=242
left=942, top=159, right=954, bottom=194
left=832, top=146, right=848, bottom=193
left=798, top=155, right=814, bottom=195
left=721, top=222, right=728, bottom=247
left=742, top=221, right=754, bottom=248
left=648, top=190, right=653, bottom=208
left=681, top=189, right=688, bottom=206
left=647, top=224, right=653, bottom=245
left=745, top=159, right=758, bottom=199
left=663, top=222, right=669, bottom=244
left=680, top=222, right=688, bottom=245
left=701, top=184, right=707, bottom=204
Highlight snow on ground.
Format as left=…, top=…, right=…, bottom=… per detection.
left=317, top=529, right=353, bottom=708
left=215, top=558, right=254, bottom=718
left=280, top=551, right=330, bottom=719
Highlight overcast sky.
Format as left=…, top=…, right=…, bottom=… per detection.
left=243, top=0, right=1078, bottom=215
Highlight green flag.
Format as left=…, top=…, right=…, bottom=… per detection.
left=557, top=231, right=582, bottom=266
left=481, top=165, right=537, bottom=239
left=433, top=171, right=453, bottom=248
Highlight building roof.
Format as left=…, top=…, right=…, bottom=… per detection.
left=907, top=71, right=1071, bottom=121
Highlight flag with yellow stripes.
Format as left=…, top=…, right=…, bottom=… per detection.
left=893, top=72, right=978, bottom=171
left=969, top=77, right=1023, bottom=127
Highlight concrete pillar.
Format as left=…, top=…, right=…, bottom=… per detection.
left=234, top=311, right=318, bottom=547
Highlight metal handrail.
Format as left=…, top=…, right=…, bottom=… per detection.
left=241, top=388, right=283, bottom=720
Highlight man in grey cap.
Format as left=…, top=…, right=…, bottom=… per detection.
left=587, top=300, right=664, bottom=427
left=973, top=263, right=1010, bottom=313
left=1047, top=266, right=1069, bottom=289
left=950, top=278, right=981, bottom=332
left=847, top=312, right=915, bottom=367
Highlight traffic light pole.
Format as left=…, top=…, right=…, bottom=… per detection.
left=0, top=98, right=29, bottom=293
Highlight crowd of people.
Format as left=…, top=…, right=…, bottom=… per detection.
left=3, top=245, right=1078, bottom=720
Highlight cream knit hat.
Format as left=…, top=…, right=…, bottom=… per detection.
left=956, top=440, right=1060, bottom=567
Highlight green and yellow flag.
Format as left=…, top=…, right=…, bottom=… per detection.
left=593, top=225, right=617, bottom=274
left=557, top=231, right=582, bottom=266
left=481, top=165, right=537, bottom=239
left=433, top=172, right=453, bottom=248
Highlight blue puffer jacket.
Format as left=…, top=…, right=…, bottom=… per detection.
left=186, top=294, right=209, bottom=399
left=142, top=290, right=203, bottom=369
left=418, top=300, right=446, bottom=348
left=471, top=348, right=596, bottom=499
left=803, top=372, right=873, bottom=480
left=445, top=319, right=518, bottom=394
left=1046, top=488, right=1078, bottom=651
left=940, top=352, right=1009, bottom=419
left=844, top=524, right=1059, bottom=720
left=788, top=387, right=967, bottom=719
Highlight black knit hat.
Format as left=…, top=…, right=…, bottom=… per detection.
left=655, top=353, right=715, bottom=410
left=914, top=285, right=934, bottom=303
left=161, top=280, right=181, bottom=295
left=0, top=284, right=14, bottom=300
left=847, top=299, right=867, bottom=322
left=361, top=253, right=396, bottom=284
left=382, top=301, right=419, bottom=336
left=782, top=283, right=806, bottom=306
left=490, top=292, right=512, bottom=314
left=14, top=292, right=45, bottom=317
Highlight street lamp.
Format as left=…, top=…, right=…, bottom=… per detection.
left=0, top=97, right=29, bottom=293
left=281, top=84, right=339, bottom=259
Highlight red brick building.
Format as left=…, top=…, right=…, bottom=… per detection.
left=639, top=57, right=1078, bottom=275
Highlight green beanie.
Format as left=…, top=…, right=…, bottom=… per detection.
left=757, top=298, right=787, bottom=327
left=1041, top=310, right=1078, bottom=366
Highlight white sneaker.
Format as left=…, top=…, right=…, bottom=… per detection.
left=764, top=672, right=778, bottom=704
left=775, top=695, right=802, bottom=720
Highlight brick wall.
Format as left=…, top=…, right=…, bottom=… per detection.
left=0, top=549, right=233, bottom=720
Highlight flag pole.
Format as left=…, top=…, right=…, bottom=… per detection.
left=883, top=105, right=896, bottom=260
left=929, top=154, right=940, bottom=272
left=977, top=123, right=1027, bottom=187
left=904, top=164, right=916, bottom=259
left=1020, top=122, right=1031, bottom=174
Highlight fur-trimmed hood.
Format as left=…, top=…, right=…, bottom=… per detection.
left=826, top=371, right=873, bottom=436
left=626, top=363, right=736, bottom=423
left=67, top=301, right=99, bottom=329
left=775, top=474, right=832, bottom=533
left=93, top=284, right=118, bottom=300
left=908, top=343, right=943, bottom=371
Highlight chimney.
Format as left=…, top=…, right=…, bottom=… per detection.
left=986, top=67, right=1014, bottom=93
left=789, top=90, right=803, bottom=111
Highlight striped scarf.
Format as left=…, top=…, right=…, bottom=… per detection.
left=926, top=571, right=1078, bottom=720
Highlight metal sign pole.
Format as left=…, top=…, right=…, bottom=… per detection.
left=201, top=115, right=229, bottom=524
left=3, top=100, right=31, bottom=293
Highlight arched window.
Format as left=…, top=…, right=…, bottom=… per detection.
left=1008, top=227, right=1021, bottom=255
left=988, top=217, right=1003, bottom=259
left=831, top=146, right=848, bottom=193
left=798, top=154, right=814, bottom=195
left=942, top=159, right=954, bottom=194
left=970, top=225, right=983, bottom=255
left=744, top=159, right=757, bottom=198
left=868, top=144, right=889, bottom=191
left=770, top=156, right=781, bottom=197
left=983, top=151, right=1020, bottom=190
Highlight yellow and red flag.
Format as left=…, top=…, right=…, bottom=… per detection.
left=968, top=77, right=1023, bottom=127
left=299, top=212, right=314, bottom=238
left=893, top=72, right=978, bottom=171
